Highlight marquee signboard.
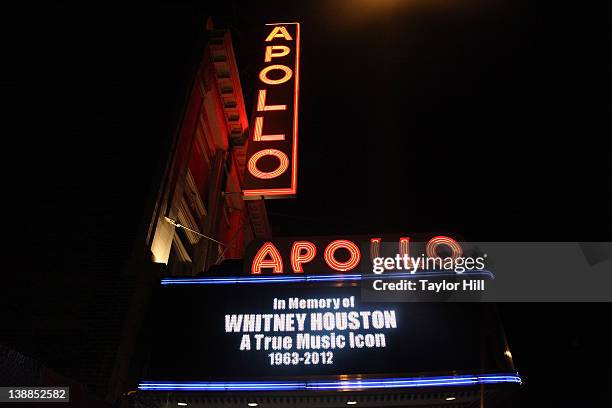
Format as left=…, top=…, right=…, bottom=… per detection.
left=140, top=280, right=518, bottom=391
left=140, top=237, right=519, bottom=392
left=243, top=23, right=301, bottom=199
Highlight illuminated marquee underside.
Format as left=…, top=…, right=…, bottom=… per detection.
left=243, top=23, right=300, bottom=199
left=139, top=373, right=522, bottom=391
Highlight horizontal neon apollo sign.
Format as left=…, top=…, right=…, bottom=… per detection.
left=249, top=236, right=463, bottom=275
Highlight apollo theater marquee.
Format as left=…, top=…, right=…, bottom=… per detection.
left=135, top=23, right=521, bottom=408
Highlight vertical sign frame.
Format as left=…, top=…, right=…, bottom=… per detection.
left=243, top=23, right=301, bottom=199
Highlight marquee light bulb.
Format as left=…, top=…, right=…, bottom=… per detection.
left=346, top=401, right=358, bottom=405
left=248, top=403, right=259, bottom=407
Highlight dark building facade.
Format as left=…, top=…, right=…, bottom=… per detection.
left=107, top=20, right=272, bottom=404
left=2, top=17, right=269, bottom=407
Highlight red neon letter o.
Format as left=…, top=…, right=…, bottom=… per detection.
left=259, top=64, right=293, bottom=85
left=426, top=236, right=463, bottom=259
left=247, top=149, right=289, bottom=179
left=324, top=240, right=361, bottom=272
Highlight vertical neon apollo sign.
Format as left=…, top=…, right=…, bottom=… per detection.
left=243, top=23, right=300, bottom=199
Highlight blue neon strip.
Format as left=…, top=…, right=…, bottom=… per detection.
left=160, top=270, right=495, bottom=286
left=138, top=373, right=520, bottom=391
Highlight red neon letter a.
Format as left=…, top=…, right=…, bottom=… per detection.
left=252, top=242, right=284, bottom=274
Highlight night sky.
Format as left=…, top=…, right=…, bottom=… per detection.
left=6, top=1, right=612, bottom=406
